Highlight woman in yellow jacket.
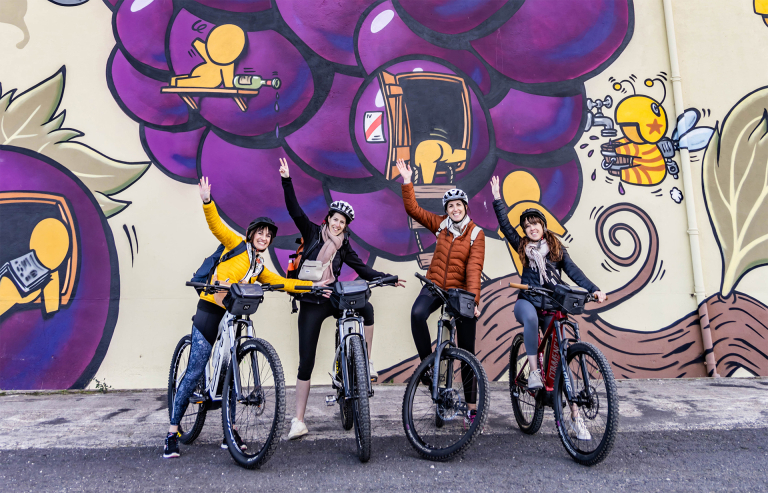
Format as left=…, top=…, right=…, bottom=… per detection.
left=164, top=177, right=327, bottom=459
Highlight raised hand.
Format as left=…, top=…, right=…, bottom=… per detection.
left=199, top=176, right=211, bottom=203
left=490, top=176, right=502, bottom=201
left=395, top=158, right=412, bottom=184
left=279, top=157, right=290, bottom=178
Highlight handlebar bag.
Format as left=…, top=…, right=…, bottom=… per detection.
left=223, top=283, right=264, bottom=316
left=553, top=284, right=589, bottom=315
left=447, top=288, right=475, bottom=319
left=331, top=279, right=370, bottom=311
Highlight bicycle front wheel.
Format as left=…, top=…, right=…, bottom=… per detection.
left=168, top=334, right=207, bottom=445
left=402, top=348, right=489, bottom=461
left=508, top=333, right=544, bottom=434
left=553, top=342, right=619, bottom=466
left=349, top=337, right=371, bottom=462
left=221, top=338, right=286, bottom=469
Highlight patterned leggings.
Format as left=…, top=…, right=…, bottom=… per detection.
left=170, top=326, right=212, bottom=426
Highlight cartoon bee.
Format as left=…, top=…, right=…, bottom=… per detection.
left=600, top=77, right=713, bottom=186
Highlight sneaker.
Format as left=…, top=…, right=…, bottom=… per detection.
left=369, top=360, right=378, bottom=382
left=527, top=369, right=543, bottom=390
left=569, top=415, right=592, bottom=440
left=163, top=431, right=180, bottom=459
left=287, top=417, right=308, bottom=440
left=463, top=409, right=485, bottom=434
left=221, top=429, right=247, bottom=450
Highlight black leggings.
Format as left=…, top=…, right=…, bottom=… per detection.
left=411, top=285, right=477, bottom=403
left=192, top=299, right=226, bottom=346
left=297, top=300, right=374, bottom=381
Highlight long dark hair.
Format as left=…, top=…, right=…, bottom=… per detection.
left=517, top=216, right=563, bottom=267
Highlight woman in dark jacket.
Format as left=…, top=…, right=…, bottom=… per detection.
left=491, top=176, right=605, bottom=439
left=279, top=158, right=404, bottom=439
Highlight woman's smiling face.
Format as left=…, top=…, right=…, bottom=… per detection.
left=328, top=212, right=347, bottom=236
left=251, top=226, right=272, bottom=251
left=446, top=200, right=466, bottom=222
left=523, top=216, right=544, bottom=241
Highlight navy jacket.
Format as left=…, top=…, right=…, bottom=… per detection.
left=282, top=177, right=386, bottom=303
left=493, top=199, right=599, bottom=304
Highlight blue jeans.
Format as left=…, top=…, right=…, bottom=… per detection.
left=170, top=327, right=212, bottom=426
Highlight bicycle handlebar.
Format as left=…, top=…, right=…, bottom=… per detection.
left=508, top=282, right=606, bottom=302
left=186, top=281, right=286, bottom=293
left=293, top=276, right=400, bottom=294
left=414, top=272, right=449, bottom=301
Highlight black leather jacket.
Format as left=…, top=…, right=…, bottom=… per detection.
left=282, top=177, right=386, bottom=303
left=493, top=199, right=599, bottom=304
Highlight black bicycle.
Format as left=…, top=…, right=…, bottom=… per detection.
left=401, top=273, right=490, bottom=461
left=168, top=281, right=286, bottom=469
left=508, top=282, right=619, bottom=466
left=296, top=275, right=398, bottom=462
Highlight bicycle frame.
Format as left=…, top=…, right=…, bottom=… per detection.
left=204, top=314, right=256, bottom=403
left=431, top=307, right=458, bottom=402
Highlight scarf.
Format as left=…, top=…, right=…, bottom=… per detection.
left=317, top=224, right=344, bottom=283
left=525, top=239, right=554, bottom=286
left=446, top=214, right=471, bottom=239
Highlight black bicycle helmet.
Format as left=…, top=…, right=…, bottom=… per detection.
left=519, top=208, right=547, bottom=228
left=246, top=217, right=278, bottom=242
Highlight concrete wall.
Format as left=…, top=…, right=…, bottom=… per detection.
left=0, top=0, right=765, bottom=390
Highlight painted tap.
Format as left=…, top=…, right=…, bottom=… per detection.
left=585, top=96, right=618, bottom=137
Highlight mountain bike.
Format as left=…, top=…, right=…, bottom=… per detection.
left=508, top=282, right=619, bottom=466
left=295, top=275, right=399, bottom=463
left=168, top=281, right=286, bottom=469
left=401, top=273, right=490, bottom=462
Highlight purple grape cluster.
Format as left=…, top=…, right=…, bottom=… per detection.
left=107, top=0, right=631, bottom=275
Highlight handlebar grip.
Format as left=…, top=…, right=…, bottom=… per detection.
left=269, top=284, right=284, bottom=290
left=509, top=282, right=529, bottom=290
left=414, top=272, right=429, bottom=282
left=186, top=281, right=206, bottom=288
left=378, top=275, right=399, bottom=285
left=294, top=285, right=312, bottom=291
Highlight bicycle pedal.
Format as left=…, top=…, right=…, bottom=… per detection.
left=325, top=395, right=337, bottom=406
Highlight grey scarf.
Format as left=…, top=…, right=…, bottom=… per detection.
left=524, top=239, right=554, bottom=286
left=446, top=214, right=471, bottom=239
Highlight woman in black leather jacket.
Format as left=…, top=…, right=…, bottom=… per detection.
left=491, top=175, right=605, bottom=438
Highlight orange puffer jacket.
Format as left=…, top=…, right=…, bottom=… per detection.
left=402, top=183, right=485, bottom=304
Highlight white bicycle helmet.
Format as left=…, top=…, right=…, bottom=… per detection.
left=329, top=200, right=355, bottom=222
left=442, top=188, right=469, bottom=210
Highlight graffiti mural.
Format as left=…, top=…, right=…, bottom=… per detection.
left=0, top=70, right=148, bottom=389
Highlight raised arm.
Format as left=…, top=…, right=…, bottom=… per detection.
left=280, top=158, right=318, bottom=241
left=199, top=177, right=242, bottom=250
left=396, top=159, right=443, bottom=233
left=491, top=175, right=521, bottom=251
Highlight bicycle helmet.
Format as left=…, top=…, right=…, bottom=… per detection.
left=329, top=200, right=355, bottom=222
left=519, top=208, right=547, bottom=228
left=442, top=188, right=468, bottom=210
left=246, top=217, right=278, bottom=243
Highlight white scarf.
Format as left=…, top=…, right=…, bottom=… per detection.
left=525, top=239, right=554, bottom=286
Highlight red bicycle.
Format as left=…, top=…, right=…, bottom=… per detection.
left=508, top=282, right=619, bottom=466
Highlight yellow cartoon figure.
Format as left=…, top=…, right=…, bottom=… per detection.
left=601, top=78, right=669, bottom=186
left=170, top=24, right=246, bottom=89
left=492, top=171, right=566, bottom=274
left=413, top=130, right=468, bottom=184
left=0, top=218, right=70, bottom=318
left=756, top=0, right=768, bottom=27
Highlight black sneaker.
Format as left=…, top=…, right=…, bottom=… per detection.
left=163, top=431, right=180, bottom=459
left=221, top=429, right=247, bottom=450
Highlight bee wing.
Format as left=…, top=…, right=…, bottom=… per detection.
left=678, top=127, right=715, bottom=151
left=673, top=109, right=701, bottom=140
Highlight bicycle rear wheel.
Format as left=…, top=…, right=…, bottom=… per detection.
left=349, top=337, right=371, bottom=462
left=402, top=348, right=489, bottom=461
left=221, top=338, right=286, bottom=469
left=553, top=342, right=619, bottom=466
left=168, top=334, right=207, bottom=445
left=508, top=333, right=544, bottom=434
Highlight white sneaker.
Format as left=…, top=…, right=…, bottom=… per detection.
left=369, top=360, right=378, bottom=382
left=287, top=417, right=308, bottom=440
left=527, top=369, right=543, bottom=390
left=569, top=415, right=592, bottom=440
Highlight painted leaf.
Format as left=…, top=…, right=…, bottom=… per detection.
left=703, top=87, right=768, bottom=296
left=0, top=68, right=149, bottom=216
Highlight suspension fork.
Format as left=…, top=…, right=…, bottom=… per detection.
left=431, top=318, right=456, bottom=401
left=555, top=321, right=577, bottom=403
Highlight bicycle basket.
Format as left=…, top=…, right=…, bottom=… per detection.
left=447, top=288, right=475, bottom=318
left=553, top=284, right=589, bottom=315
left=330, top=280, right=370, bottom=311
left=223, top=283, right=264, bottom=316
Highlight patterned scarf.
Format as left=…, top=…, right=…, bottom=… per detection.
left=524, top=239, right=553, bottom=286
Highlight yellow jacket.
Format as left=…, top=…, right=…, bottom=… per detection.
left=200, top=201, right=311, bottom=307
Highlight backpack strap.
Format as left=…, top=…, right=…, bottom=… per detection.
left=219, top=241, right=246, bottom=264
left=469, top=225, right=481, bottom=246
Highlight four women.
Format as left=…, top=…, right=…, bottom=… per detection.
left=165, top=159, right=604, bottom=456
